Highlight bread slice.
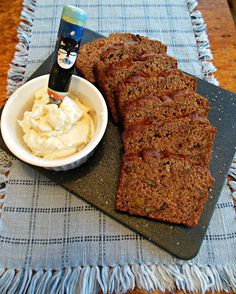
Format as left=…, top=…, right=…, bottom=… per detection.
left=116, top=69, right=196, bottom=119
left=123, top=117, right=215, bottom=165
left=124, top=90, right=210, bottom=128
left=97, top=39, right=167, bottom=64
left=116, top=150, right=212, bottom=227
left=95, top=53, right=176, bottom=123
left=76, top=33, right=149, bottom=83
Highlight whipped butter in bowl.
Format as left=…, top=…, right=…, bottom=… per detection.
left=18, top=88, right=95, bottom=160
left=1, top=74, right=108, bottom=171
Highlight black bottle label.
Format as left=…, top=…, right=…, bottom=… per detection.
left=48, top=19, right=84, bottom=101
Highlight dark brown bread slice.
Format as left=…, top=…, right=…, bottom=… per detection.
left=124, top=90, right=210, bottom=128
left=94, top=41, right=167, bottom=99
left=95, top=53, right=176, bottom=123
left=116, top=151, right=212, bottom=227
left=76, top=33, right=149, bottom=83
left=98, top=39, right=167, bottom=63
left=116, top=69, right=196, bottom=119
left=123, top=117, right=216, bottom=165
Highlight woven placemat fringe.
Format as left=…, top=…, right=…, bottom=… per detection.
left=7, top=0, right=36, bottom=97
left=0, top=263, right=235, bottom=293
left=187, top=0, right=219, bottom=86
left=0, top=151, right=12, bottom=233
left=228, top=154, right=236, bottom=202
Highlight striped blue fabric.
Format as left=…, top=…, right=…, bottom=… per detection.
left=1, top=0, right=235, bottom=293
left=22, top=0, right=214, bottom=83
left=1, top=158, right=236, bottom=268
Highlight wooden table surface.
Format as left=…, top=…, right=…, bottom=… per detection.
left=0, top=0, right=235, bottom=293
left=198, top=0, right=236, bottom=93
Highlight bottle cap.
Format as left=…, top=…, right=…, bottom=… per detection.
left=62, top=5, right=87, bottom=26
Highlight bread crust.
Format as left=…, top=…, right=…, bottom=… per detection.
left=116, top=69, right=197, bottom=119
left=123, top=90, right=210, bottom=128
left=123, top=116, right=216, bottom=165
left=76, top=33, right=150, bottom=83
left=94, top=42, right=168, bottom=122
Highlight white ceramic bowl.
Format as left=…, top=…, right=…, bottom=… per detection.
left=1, top=74, right=108, bottom=171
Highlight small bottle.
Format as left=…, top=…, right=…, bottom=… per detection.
left=48, top=5, right=87, bottom=104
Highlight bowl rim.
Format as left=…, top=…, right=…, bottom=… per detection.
left=1, top=74, right=108, bottom=168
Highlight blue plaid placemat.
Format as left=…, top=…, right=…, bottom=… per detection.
left=1, top=0, right=235, bottom=293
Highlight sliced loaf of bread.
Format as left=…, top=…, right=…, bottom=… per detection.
left=76, top=33, right=149, bottom=83
left=116, top=150, right=212, bottom=227
left=95, top=53, right=176, bottom=123
left=124, top=90, right=210, bottom=128
left=116, top=69, right=197, bottom=119
left=123, top=117, right=215, bottom=165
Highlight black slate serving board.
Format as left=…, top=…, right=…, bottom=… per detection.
left=1, top=28, right=236, bottom=260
